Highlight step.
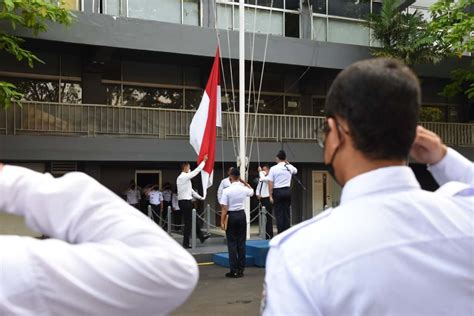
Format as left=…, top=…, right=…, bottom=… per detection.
left=213, top=252, right=255, bottom=268
left=246, top=240, right=270, bottom=267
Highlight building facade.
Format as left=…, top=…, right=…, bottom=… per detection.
left=0, top=0, right=472, bottom=229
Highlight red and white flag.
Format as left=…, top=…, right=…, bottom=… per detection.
left=190, top=48, right=222, bottom=199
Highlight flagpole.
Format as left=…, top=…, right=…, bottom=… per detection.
left=238, top=0, right=250, bottom=239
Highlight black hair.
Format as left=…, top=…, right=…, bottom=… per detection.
left=262, top=164, right=270, bottom=169
left=180, top=162, right=190, bottom=171
left=229, top=167, right=240, bottom=178
left=276, top=150, right=286, bottom=161
left=325, top=58, right=420, bottom=160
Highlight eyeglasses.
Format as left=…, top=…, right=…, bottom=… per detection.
left=314, top=117, right=349, bottom=148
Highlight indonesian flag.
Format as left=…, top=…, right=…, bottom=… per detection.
left=190, top=48, right=222, bottom=199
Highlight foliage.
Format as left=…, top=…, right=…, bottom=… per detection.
left=366, top=0, right=445, bottom=66
left=0, top=0, right=74, bottom=107
left=429, top=0, right=474, bottom=99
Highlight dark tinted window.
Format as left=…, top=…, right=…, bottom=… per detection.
left=328, top=0, right=370, bottom=19
left=285, top=13, right=299, bottom=38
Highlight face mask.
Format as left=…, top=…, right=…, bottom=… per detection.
left=325, top=145, right=341, bottom=187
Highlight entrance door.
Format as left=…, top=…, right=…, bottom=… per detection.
left=135, top=170, right=162, bottom=190
left=312, top=171, right=333, bottom=217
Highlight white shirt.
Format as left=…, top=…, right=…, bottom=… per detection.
left=267, top=162, right=297, bottom=189
left=177, top=162, right=205, bottom=200
left=263, top=149, right=474, bottom=316
left=221, top=182, right=254, bottom=211
left=0, top=166, right=198, bottom=316
left=217, top=177, right=231, bottom=204
left=162, top=189, right=173, bottom=202
left=125, top=188, right=140, bottom=205
left=256, top=171, right=270, bottom=198
left=149, top=190, right=163, bottom=205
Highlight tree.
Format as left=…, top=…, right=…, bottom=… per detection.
left=0, top=0, right=73, bottom=107
left=429, top=0, right=474, bottom=100
left=366, top=0, right=445, bottom=66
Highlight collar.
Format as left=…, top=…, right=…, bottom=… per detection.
left=340, top=166, right=421, bottom=205
left=230, top=181, right=244, bottom=186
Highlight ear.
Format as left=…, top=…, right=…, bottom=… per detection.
left=324, top=117, right=341, bottom=164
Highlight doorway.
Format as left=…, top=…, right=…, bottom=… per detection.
left=312, top=171, right=338, bottom=217
left=135, top=170, right=162, bottom=189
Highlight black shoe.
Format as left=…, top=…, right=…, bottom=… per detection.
left=183, top=245, right=191, bottom=249
left=225, top=272, right=240, bottom=278
left=200, top=234, right=211, bottom=243
left=237, top=271, right=244, bottom=277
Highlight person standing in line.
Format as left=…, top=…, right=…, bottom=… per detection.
left=162, top=182, right=173, bottom=230
left=267, top=150, right=297, bottom=234
left=124, top=180, right=141, bottom=210
left=220, top=167, right=254, bottom=278
left=171, top=188, right=182, bottom=232
left=262, top=58, right=474, bottom=315
left=0, top=165, right=198, bottom=315
left=256, top=164, right=274, bottom=239
left=177, top=156, right=211, bottom=249
left=148, top=185, right=164, bottom=226
left=217, top=167, right=233, bottom=205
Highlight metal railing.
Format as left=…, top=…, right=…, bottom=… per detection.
left=0, top=101, right=472, bottom=146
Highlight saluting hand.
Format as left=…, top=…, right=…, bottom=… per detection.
left=203, top=154, right=209, bottom=162
left=410, top=126, right=447, bottom=165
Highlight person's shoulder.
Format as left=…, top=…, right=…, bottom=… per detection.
left=270, top=209, right=334, bottom=249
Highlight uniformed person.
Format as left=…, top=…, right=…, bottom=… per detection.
left=0, top=164, right=198, bottom=315
left=220, top=167, right=254, bottom=278
left=263, top=58, right=474, bottom=315
left=267, top=150, right=297, bottom=234
left=177, top=156, right=211, bottom=248
left=217, top=166, right=233, bottom=205
left=147, top=185, right=163, bottom=226
left=161, top=182, right=173, bottom=230
left=256, top=164, right=273, bottom=239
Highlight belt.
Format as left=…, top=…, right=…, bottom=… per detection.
left=228, top=209, right=245, bottom=213
left=273, top=187, right=290, bottom=190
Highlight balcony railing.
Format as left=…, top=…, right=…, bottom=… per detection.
left=0, top=102, right=472, bottom=147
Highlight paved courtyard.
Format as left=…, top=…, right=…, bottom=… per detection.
left=173, top=264, right=265, bottom=316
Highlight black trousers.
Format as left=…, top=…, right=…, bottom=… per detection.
left=226, top=210, right=247, bottom=273
left=150, top=204, right=161, bottom=226
left=179, top=200, right=204, bottom=247
left=273, top=187, right=291, bottom=234
left=260, top=197, right=274, bottom=239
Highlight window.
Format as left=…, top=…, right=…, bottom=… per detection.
left=60, top=82, right=83, bottom=104
left=122, top=86, right=183, bottom=108
left=184, top=89, right=203, bottom=110
left=285, top=13, right=299, bottom=38
left=309, top=0, right=326, bottom=14
left=420, top=106, right=446, bottom=122
left=59, top=0, right=80, bottom=10
left=327, top=19, right=370, bottom=46
left=284, top=96, right=300, bottom=115
left=328, top=0, right=370, bottom=19
left=104, top=0, right=200, bottom=26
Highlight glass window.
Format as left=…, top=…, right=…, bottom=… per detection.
left=122, top=86, right=183, bottom=108
left=217, top=3, right=233, bottom=30
left=312, top=97, right=325, bottom=116
left=60, top=82, right=82, bottom=104
left=128, top=0, right=181, bottom=24
left=328, top=18, right=369, bottom=46
left=105, top=0, right=120, bottom=15
left=310, top=0, right=326, bottom=14
left=312, top=17, right=327, bottom=41
left=2, top=78, right=59, bottom=102
left=184, top=89, right=203, bottom=110
left=60, top=0, right=80, bottom=10
left=285, top=13, right=299, bottom=38
left=328, top=0, right=370, bottom=19
left=234, top=7, right=284, bottom=36
left=183, top=0, right=200, bottom=26
left=285, top=0, right=300, bottom=10
left=259, top=95, right=283, bottom=114
left=285, top=96, right=300, bottom=115
left=105, top=84, right=122, bottom=106
left=233, top=0, right=284, bottom=9
left=448, top=105, right=461, bottom=123
left=420, top=106, right=446, bottom=122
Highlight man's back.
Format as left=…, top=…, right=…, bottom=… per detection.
left=264, top=166, right=473, bottom=315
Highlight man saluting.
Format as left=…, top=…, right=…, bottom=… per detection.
left=220, top=167, right=254, bottom=278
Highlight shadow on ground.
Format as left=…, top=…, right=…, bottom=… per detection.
left=173, top=265, right=265, bottom=316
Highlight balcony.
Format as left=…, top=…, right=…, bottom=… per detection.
left=0, top=102, right=472, bottom=147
